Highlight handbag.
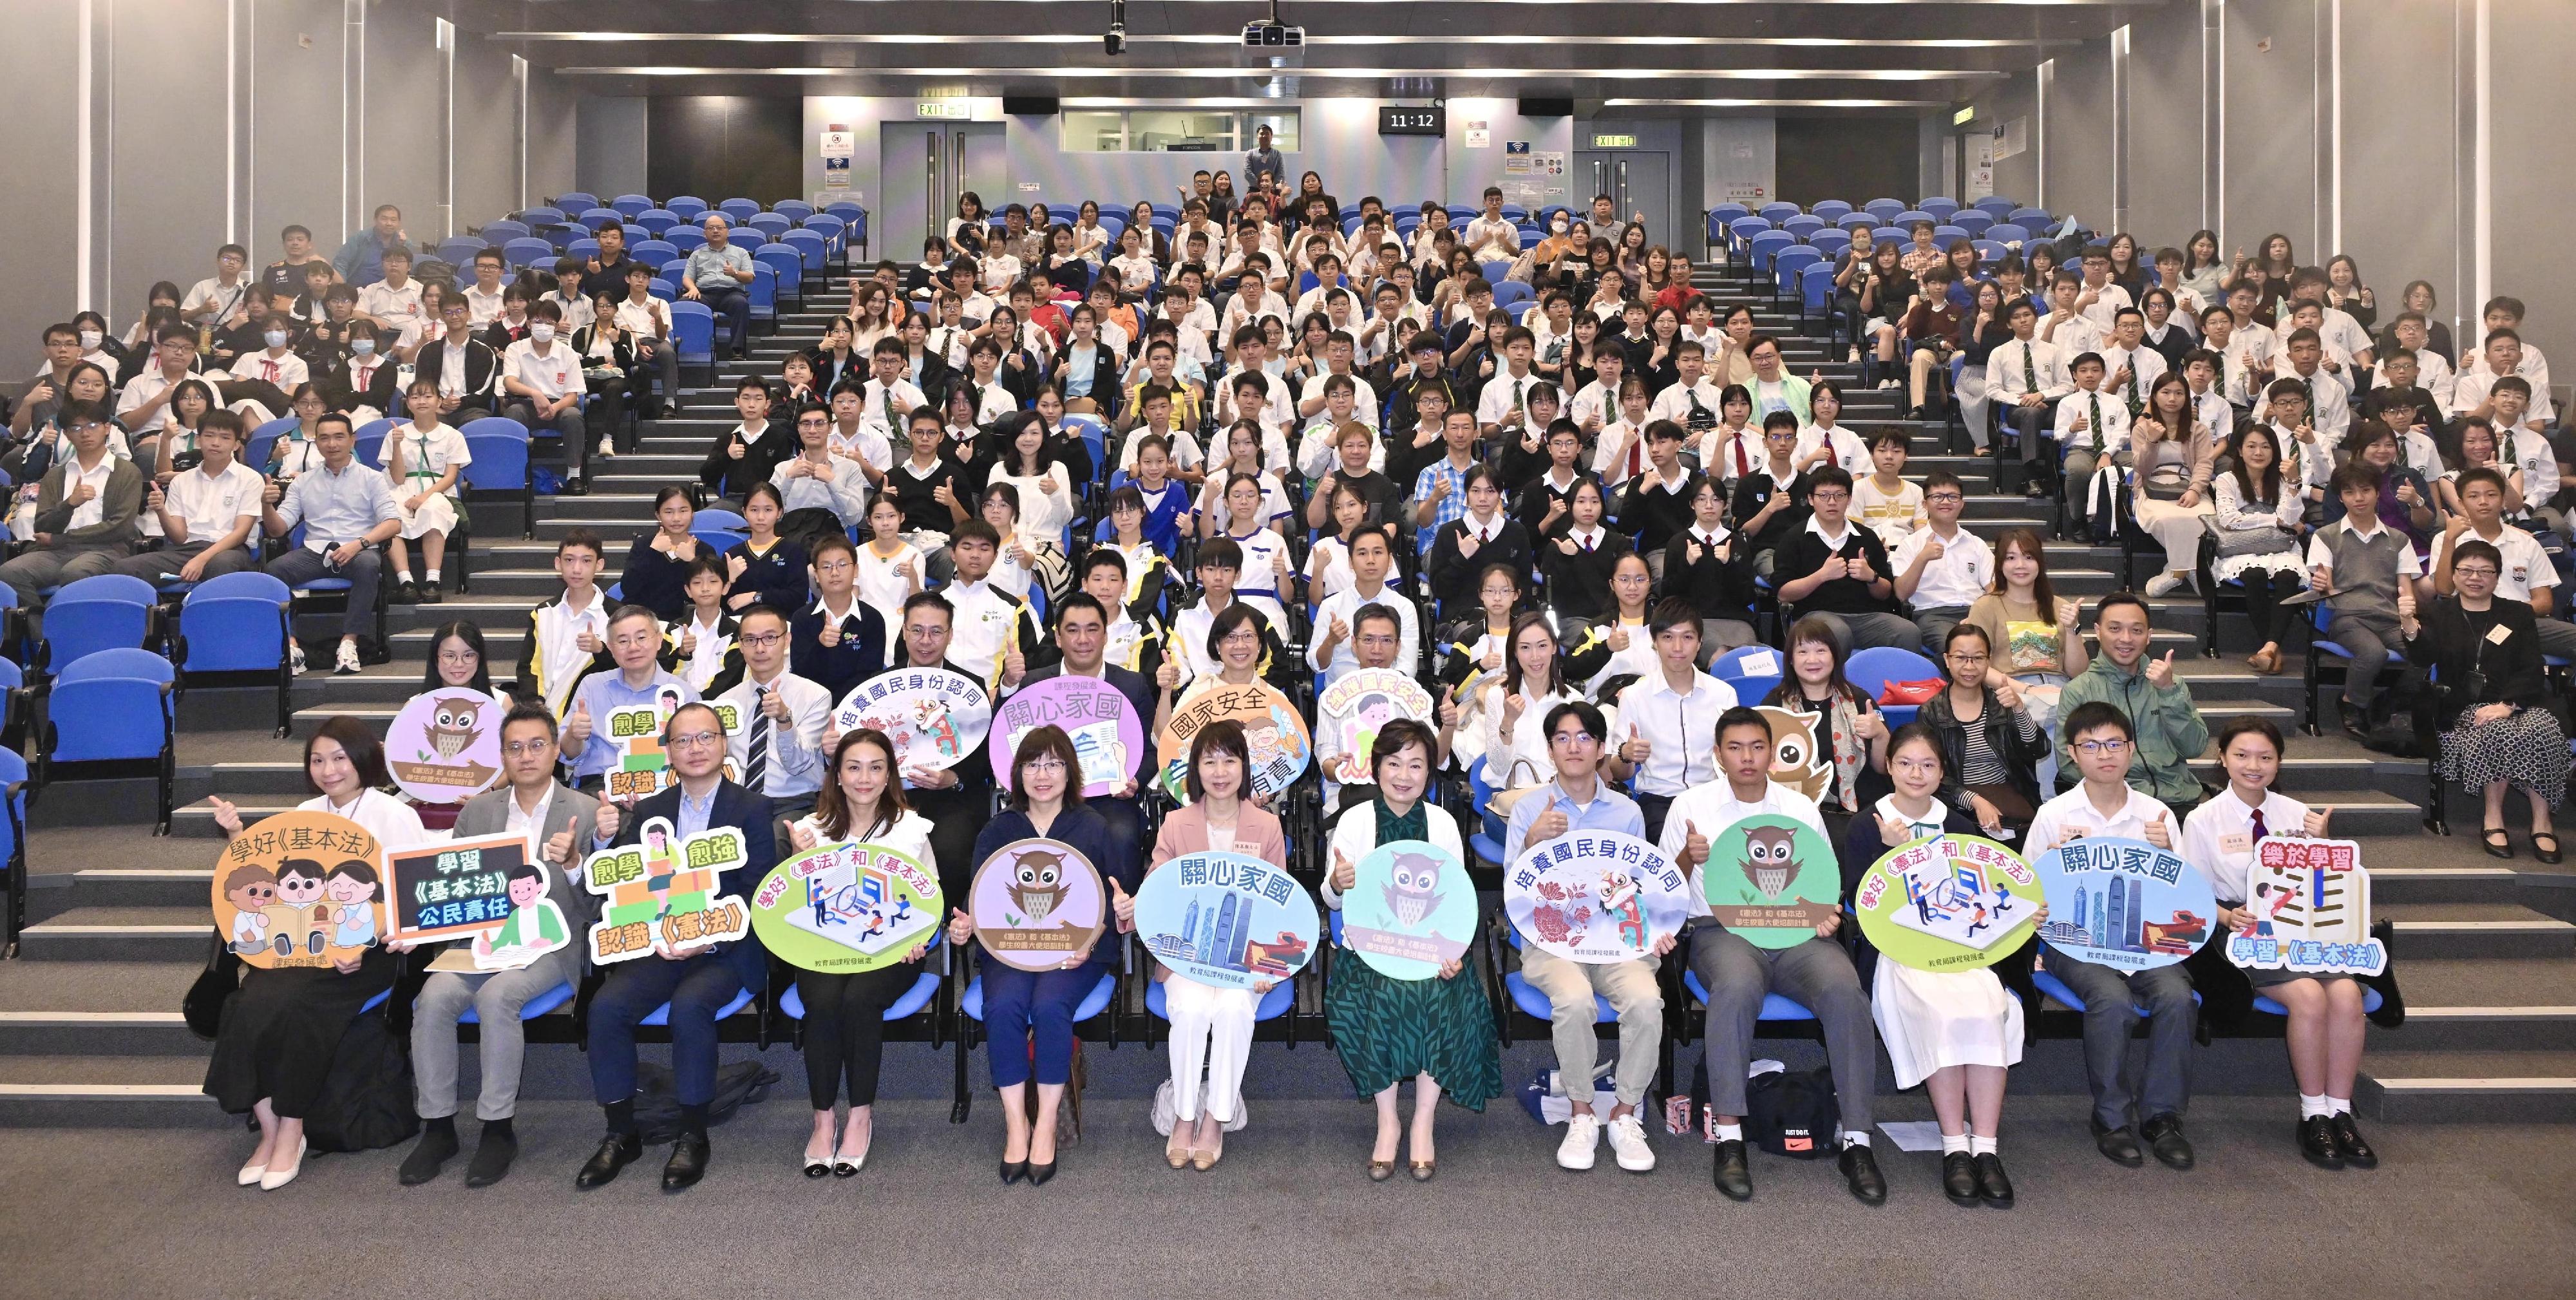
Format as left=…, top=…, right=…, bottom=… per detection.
left=182, top=928, right=243, bottom=1039
left=2140, top=464, right=2191, bottom=502
left=1877, top=677, right=1945, bottom=707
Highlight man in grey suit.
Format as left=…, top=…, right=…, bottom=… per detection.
left=399, top=702, right=614, bottom=1188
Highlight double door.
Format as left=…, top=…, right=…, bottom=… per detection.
left=879, top=122, right=1008, bottom=259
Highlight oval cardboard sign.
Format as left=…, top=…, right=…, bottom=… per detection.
left=2035, top=835, right=2217, bottom=972
left=1504, top=829, right=1691, bottom=963
left=1132, top=850, right=1320, bottom=990
left=833, top=667, right=992, bottom=773
left=969, top=838, right=1108, bottom=970
left=1155, top=680, right=1312, bottom=804
left=1855, top=833, right=2043, bottom=972
left=211, top=809, right=384, bottom=970
left=1701, top=815, right=1842, bottom=949
left=385, top=688, right=510, bottom=804
left=1343, top=839, right=1477, bottom=979
left=990, top=674, right=1145, bottom=798
left=1316, top=667, right=1434, bottom=784
left=752, top=840, right=943, bottom=973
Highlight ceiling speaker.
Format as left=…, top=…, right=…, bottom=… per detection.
left=1518, top=97, right=1573, bottom=118
left=1003, top=95, right=1059, bottom=117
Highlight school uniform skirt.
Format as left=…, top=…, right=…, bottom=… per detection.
left=1870, top=959, right=2023, bottom=1091
left=202, top=947, right=398, bottom=1118
left=390, top=490, right=460, bottom=541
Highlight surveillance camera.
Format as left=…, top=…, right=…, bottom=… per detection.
left=1105, top=26, right=1126, bottom=56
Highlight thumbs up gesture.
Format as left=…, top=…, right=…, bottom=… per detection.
left=591, top=799, right=621, bottom=845
left=947, top=906, right=976, bottom=945
left=1877, top=811, right=1916, bottom=849
left=2145, top=647, right=2177, bottom=690
left=563, top=696, right=594, bottom=749
left=543, top=828, right=574, bottom=865
left=1110, top=878, right=1136, bottom=931
left=1620, top=723, right=1651, bottom=764
left=1680, top=820, right=1709, bottom=869
left=1331, top=849, right=1357, bottom=894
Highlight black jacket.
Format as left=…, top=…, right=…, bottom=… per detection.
left=724, top=536, right=811, bottom=615
left=412, top=338, right=503, bottom=404
left=788, top=599, right=891, bottom=704
left=1537, top=527, right=1633, bottom=623
left=697, top=423, right=797, bottom=501
left=2410, top=596, right=2546, bottom=730
left=1917, top=685, right=2049, bottom=815
left=1424, top=515, right=1532, bottom=612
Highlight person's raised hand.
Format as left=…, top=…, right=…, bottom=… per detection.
left=1331, top=849, right=1357, bottom=894
left=591, top=799, right=621, bottom=844
left=1680, top=820, right=1709, bottom=869
left=1109, top=878, right=1136, bottom=930
left=563, top=696, right=594, bottom=750
left=947, top=906, right=975, bottom=945
left=2145, top=648, right=2177, bottom=690
left=2143, top=818, right=2174, bottom=850
left=211, top=795, right=244, bottom=837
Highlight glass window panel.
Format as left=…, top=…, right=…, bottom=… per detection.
left=1060, top=111, right=1124, bottom=153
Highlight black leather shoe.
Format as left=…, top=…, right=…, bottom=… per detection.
left=2329, top=1113, right=2377, bottom=1169
left=1973, top=1153, right=2014, bottom=1206
left=391, top=579, right=418, bottom=605
left=575, top=1132, right=642, bottom=1189
left=661, top=1135, right=710, bottom=1191
left=398, top=1126, right=459, bottom=1185
left=1027, top=1160, right=1057, bottom=1186
left=1838, top=1143, right=1887, bottom=1205
left=2140, top=1114, right=2195, bottom=1170
left=999, top=1159, right=1028, bottom=1185
left=2297, top=1115, right=2344, bottom=1169
left=419, top=579, right=444, bottom=605
left=1941, top=1151, right=1980, bottom=1205
left=563, top=478, right=590, bottom=497
left=2092, top=1120, right=2145, bottom=1167
left=464, top=1128, right=518, bottom=1187
left=1710, top=1139, right=1752, bottom=1201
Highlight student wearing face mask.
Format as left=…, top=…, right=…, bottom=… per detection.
left=500, top=301, right=592, bottom=495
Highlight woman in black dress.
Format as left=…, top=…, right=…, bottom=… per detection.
left=2411, top=538, right=2568, bottom=860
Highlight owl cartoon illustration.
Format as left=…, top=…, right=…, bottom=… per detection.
left=428, top=695, right=484, bottom=760
left=1009, top=851, right=1068, bottom=925
left=1380, top=852, right=1447, bottom=928
left=1757, top=706, right=1832, bottom=802
left=1738, top=824, right=1803, bottom=900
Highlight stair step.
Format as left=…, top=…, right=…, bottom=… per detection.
left=2361, top=1051, right=2576, bottom=1122
left=17, top=908, right=211, bottom=961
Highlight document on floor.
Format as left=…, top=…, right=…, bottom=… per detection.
left=1875, top=1120, right=1948, bottom=1153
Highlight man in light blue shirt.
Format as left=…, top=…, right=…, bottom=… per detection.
left=1501, top=700, right=1671, bottom=1176
left=558, top=604, right=701, bottom=789
left=259, top=412, right=401, bottom=674
left=680, top=215, right=757, bottom=361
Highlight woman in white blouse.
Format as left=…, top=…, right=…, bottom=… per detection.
left=1480, top=613, right=1589, bottom=794
left=2210, top=425, right=2311, bottom=675
left=2180, top=716, right=2374, bottom=1169
left=205, top=719, right=428, bottom=1190
left=786, top=729, right=939, bottom=1176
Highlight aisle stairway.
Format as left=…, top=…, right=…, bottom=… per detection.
left=4, top=259, right=2571, bottom=1128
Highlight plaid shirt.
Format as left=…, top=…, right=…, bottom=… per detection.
left=1413, top=456, right=1475, bottom=531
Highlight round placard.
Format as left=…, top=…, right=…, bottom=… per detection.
left=1342, top=839, right=1477, bottom=979
left=211, top=809, right=384, bottom=970
left=1854, top=833, right=2043, bottom=972
left=833, top=667, right=992, bottom=773
left=969, top=838, right=1108, bottom=970
left=1503, top=829, right=1692, bottom=963
left=1155, top=680, right=1312, bottom=804
left=1700, top=815, right=1842, bottom=949
left=1316, top=668, right=1434, bottom=784
left=1132, top=851, right=1320, bottom=989
left=751, top=840, right=943, bottom=973
left=384, top=688, right=509, bottom=804
left=989, top=674, right=1145, bottom=798
left=2035, top=836, right=2217, bottom=972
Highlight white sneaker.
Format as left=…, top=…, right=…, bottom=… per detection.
left=2144, top=570, right=2184, bottom=598
left=1877, top=377, right=1901, bottom=390
left=1556, top=1113, right=1601, bottom=1170
left=596, top=435, right=616, bottom=458
left=1605, top=1113, right=1656, bottom=1172
left=334, top=641, right=362, bottom=675
left=1847, top=345, right=1862, bottom=363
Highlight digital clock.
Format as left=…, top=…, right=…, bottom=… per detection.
left=1378, top=106, right=1446, bottom=135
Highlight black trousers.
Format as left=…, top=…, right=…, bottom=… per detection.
left=2238, top=567, right=2308, bottom=650
left=797, top=964, right=918, bottom=1107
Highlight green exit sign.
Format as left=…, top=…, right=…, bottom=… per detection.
left=916, top=100, right=971, bottom=119
left=1590, top=133, right=1638, bottom=149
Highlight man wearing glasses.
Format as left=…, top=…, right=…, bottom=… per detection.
left=1772, top=465, right=1921, bottom=652
left=1889, top=469, right=1993, bottom=652
left=577, top=700, right=777, bottom=1193
left=560, top=605, right=700, bottom=794
left=710, top=605, right=832, bottom=830
left=2025, top=697, right=2198, bottom=1173
left=2052, top=592, right=2209, bottom=806
left=1502, top=701, right=1670, bottom=1176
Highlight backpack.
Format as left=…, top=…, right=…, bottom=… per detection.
left=1743, top=1065, right=1840, bottom=1158
left=632, top=1059, right=780, bottom=1143
left=301, top=1012, right=421, bottom=1154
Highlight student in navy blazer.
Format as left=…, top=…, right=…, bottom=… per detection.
left=574, top=701, right=778, bottom=1192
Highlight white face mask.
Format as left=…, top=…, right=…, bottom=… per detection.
left=350, top=339, right=376, bottom=357
left=78, top=329, right=103, bottom=350
left=1552, top=219, right=1570, bottom=234
left=263, top=330, right=290, bottom=348
left=529, top=323, right=556, bottom=344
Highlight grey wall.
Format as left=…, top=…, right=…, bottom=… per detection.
left=2488, top=0, right=2576, bottom=373
left=576, top=97, right=649, bottom=202
left=2, top=0, right=573, bottom=375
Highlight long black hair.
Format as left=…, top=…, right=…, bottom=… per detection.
left=419, top=620, right=494, bottom=694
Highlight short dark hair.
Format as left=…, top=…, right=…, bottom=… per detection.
left=1542, top=700, right=1606, bottom=742
left=2215, top=713, right=2286, bottom=758
left=1715, top=705, right=1773, bottom=746
left=556, top=527, right=604, bottom=560
left=2061, top=699, right=2135, bottom=745
left=2092, top=591, right=2150, bottom=625
left=500, top=701, right=560, bottom=741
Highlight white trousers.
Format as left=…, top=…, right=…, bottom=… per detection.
left=1164, top=974, right=1256, bottom=1123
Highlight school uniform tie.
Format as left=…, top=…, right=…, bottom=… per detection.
left=2088, top=393, right=2105, bottom=455
left=1513, top=379, right=1527, bottom=424
left=2020, top=343, right=2037, bottom=395
left=2248, top=807, right=2267, bottom=843
left=882, top=387, right=900, bottom=430
left=1732, top=432, right=1752, bottom=480
left=743, top=686, right=772, bottom=795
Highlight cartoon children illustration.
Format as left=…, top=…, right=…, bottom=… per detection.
left=642, top=821, right=680, bottom=921
left=223, top=865, right=278, bottom=954
left=2250, top=880, right=2295, bottom=937
left=474, top=863, right=569, bottom=965
left=323, top=858, right=381, bottom=950
left=269, top=860, right=333, bottom=957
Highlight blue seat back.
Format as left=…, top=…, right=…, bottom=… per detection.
left=718, top=198, right=761, bottom=221
left=696, top=507, right=749, bottom=532
left=669, top=302, right=715, bottom=363
left=1799, top=262, right=1835, bottom=314
left=667, top=196, right=709, bottom=219
left=1811, top=200, right=1855, bottom=222
left=179, top=574, right=292, bottom=674
left=1747, top=231, right=1794, bottom=273
left=459, top=434, right=531, bottom=493
left=1986, top=223, right=2029, bottom=247
left=609, top=195, right=652, bottom=217
left=458, top=415, right=530, bottom=441
left=480, top=220, right=531, bottom=243
left=1918, top=197, right=1961, bottom=221
left=1863, top=198, right=1906, bottom=221
left=632, top=240, right=681, bottom=271
left=668, top=227, right=708, bottom=254
left=780, top=229, right=828, bottom=272
left=773, top=200, right=815, bottom=221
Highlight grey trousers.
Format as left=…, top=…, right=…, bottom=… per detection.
left=1913, top=605, right=1971, bottom=655
left=1519, top=947, right=1663, bottom=1108
left=2327, top=607, right=2403, bottom=711
left=2048, top=953, right=2195, bottom=1130
left=2535, top=614, right=2576, bottom=663
left=411, top=947, right=580, bottom=1121
left=1808, top=609, right=1924, bottom=653
left=107, top=541, right=255, bottom=585
left=1700, top=618, right=1759, bottom=658
left=1690, top=927, right=1877, bottom=1133
left=0, top=543, right=133, bottom=594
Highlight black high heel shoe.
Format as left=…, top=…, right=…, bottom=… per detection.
left=999, top=1159, right=1028, bottom=1185
left=1027, top=1159, right=1057, bottom=1186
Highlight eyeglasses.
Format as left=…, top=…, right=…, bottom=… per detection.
left=1551, top=731, right=1596, bottom=746
left=2073, top=738, right=2133, bottom=757
left=1926, top=492, right=1965, bottom=504
left=1023, top=757, right=1068, bottom=774
left=1220, top=629, right=1262, bottom=646
left=1809, top=490, right=1849, bottom=502
left=668, top=731, right=724, bottom=749
left=740, top=631, right=784, bottom=648
left=1946, top=650, right=1988, bottom=663
left=2452, top=566, right=2499, bottom=580
left=501, top=740, right=554, bottom=757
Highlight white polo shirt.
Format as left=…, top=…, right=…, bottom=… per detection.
left=2025, top=783, right=2180, bottom=863
left=161, top=460, right=265, bottom=554
left=1889, top=525, right=1994, bottom=610
left=503, top=339, right=582, bottom=400
left=2430, top=522, right=2556, bottom=604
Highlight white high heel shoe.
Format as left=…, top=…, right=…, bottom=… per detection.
left=258, top=1136, right=307, bottom=1191
left=236, top=1154, right=269, bottom=1187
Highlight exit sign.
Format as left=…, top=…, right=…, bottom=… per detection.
left=1590, top=133, right=1638, bottom=149
left=916, top=100, right=970, bottom=119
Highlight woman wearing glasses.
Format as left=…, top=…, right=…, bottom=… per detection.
left=1917, top=623, right=2045, bottom=840
left=947, top=725, right=1133, bottom=1186
left=2409, top=538, right=2567, bottom=862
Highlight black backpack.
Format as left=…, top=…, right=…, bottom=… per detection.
left=632, top=1059, right=781, bottom=1143
left=301, top=1012, right=421, bottom=1154
left=1743, top=1066, right=1841, bottom=1159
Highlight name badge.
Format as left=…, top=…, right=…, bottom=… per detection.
left=2218, top=832, right=2251, bottom=854
left=2487, top=623, right=2515, bottom=645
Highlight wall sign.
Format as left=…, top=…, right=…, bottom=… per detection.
left=916, top=100, right=971, bottom=119
left=1590, top=134, right=1638, bottom=149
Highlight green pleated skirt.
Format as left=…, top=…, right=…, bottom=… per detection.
left=1323, top=949, right=1503, bottom=1110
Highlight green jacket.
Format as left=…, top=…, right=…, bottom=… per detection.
left=2054, top=654, right=2210, bottom=805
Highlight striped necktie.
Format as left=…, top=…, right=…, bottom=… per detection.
left=744, top=686, right=772, bottom=795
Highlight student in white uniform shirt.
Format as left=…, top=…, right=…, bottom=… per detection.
left=1851, top=429, right=1925, bottom=549
left=1306, top=525, right=1422, bottom=689
left=117, top=409, right=262, bottom=585
left=709, top=605, right=833, bottom=827
left=377, top=379, right=471, bottom=603
left=1985, top=300, right=2072, bottom=495
left=2072, top=247, right=2134, bottom=333
left=461, top=250, right=510, bottom=326
left=2053, top=353, right=2130, bottom=534
left=852, top=339, right=929, bottom=442
left=1592, top=376, right=1662, bottom=490
left=499, top=302, right=591, bottom=491
left=182, top=245, right=256, bottom=326
left=2251, top=330, right=2353, bottom=446
left=2036, top=273, right=2107, bottom=359
left=1648, top=340, right=1730, bottom=438
left=2025, top=699, right=2199, bottom=1172
left=2097, top=308, right=2170, bottom=417
left=353, top=246, right=426, bottom=342
left=940, top=520, right=1046, bottom=694
left=2454, top=329, right=2557, bottom=426
left=668, top=558, right=739, bottom=693
left=1664, top=704, right=1886, bottom=1205
left=1891, top=471, right=1993, bottom=651
left=1602, top=600, right=1741, bottom=842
